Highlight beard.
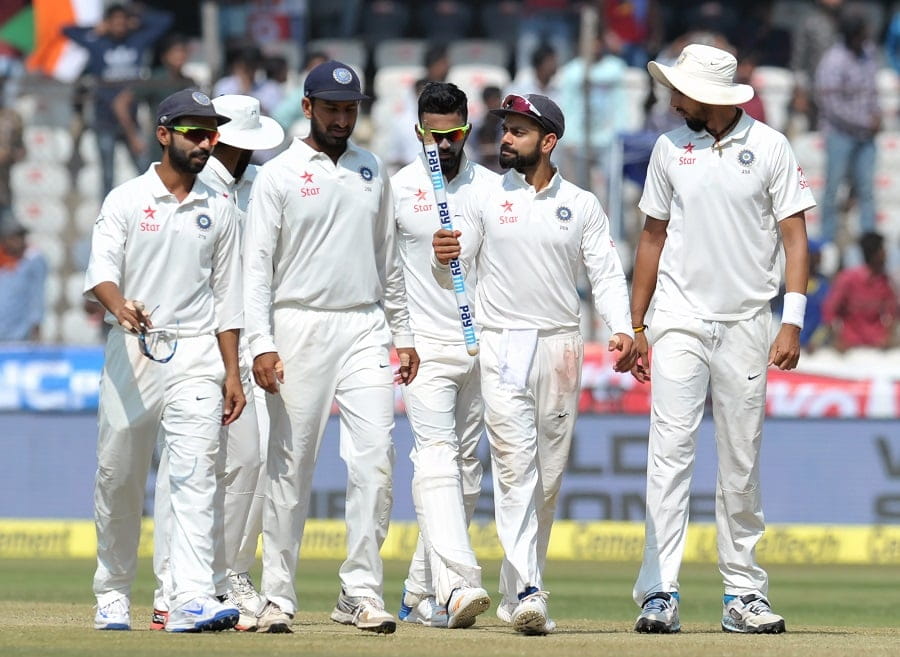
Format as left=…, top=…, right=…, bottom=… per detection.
left=439, top=149, right=462, bottom=177
left=498, top=142, right=541, bottom=170
left=685, top=116, right=706, bottom=132
left=309, top=117, right=350, bottom=153
left=168, top=144, right=209, bottom=174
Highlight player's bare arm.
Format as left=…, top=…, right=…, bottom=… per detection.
left=91, top=280, right=152, bottom=333
left=216, top=328, right=245, bottom=425
left=769, top=213, right=809, bottom=371
left=252, top=351, right=284, bottom=394
left=432, top=228, right=461, bottom=265
left=629, top=216, right=668, bottom=383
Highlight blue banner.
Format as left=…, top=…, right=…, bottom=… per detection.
left=0, top=346, right=104, bottom=412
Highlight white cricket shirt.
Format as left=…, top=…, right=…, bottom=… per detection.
left=444, top=167, right=632, bottom=335
left=639, top=111, right=816, bottom=320
left=392, top=152, right=498, bottom=343
left=243, top=138, right=413, bottom=357
left=83, top=164, right=243, bottom=336
left=199, top=156, right=258, bottom=215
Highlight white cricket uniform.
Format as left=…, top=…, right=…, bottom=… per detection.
left=152, top=157, right=269, bottom=609
left=437, top=167, right=632, bottom=606
left=632, top=111, right=816, bottom=605
left=392, top=153, right=498, bottom=604
left=243, top=138, right=412, bottom=615
left=84, top=164, right=242, bottom=610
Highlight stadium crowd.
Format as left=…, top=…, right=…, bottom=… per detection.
left=0, top=0, right=899, bottom=351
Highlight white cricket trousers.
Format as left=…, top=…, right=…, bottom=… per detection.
left=261, top=304, right=395, bottom=616
left=633, top=307, right=771, bottom=605
left=93, top=328, right=224, bottom=609
left=480, top=328, right=582, bottom=603
left=152, top=340, right=267, bottom=607
left=401, top=337, right=484, bottom=604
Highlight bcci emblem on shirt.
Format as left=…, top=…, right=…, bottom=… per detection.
left=196, top=214, right=213, bottom=231
left=556, top=206, right=573, bottom=229
left=738, top=149, right=756, bottom=169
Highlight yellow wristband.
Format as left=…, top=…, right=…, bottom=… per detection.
left=633, top=325, right=647, bottom=333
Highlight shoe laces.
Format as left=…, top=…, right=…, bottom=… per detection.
left=98, top=597, right=128, bottom=616
left=643, top=596, right=672, bottom=614
left=230, top=573, right=256, bottom=596
left=521, top=589, right=549, bottom=603
left=743, top=596, right=773, bottom=616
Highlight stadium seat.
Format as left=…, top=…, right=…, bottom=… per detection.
left=752, top=66, right=794, bottom=134
left=876, top=131, right=900, bottom=168
left=40, top=310, right=60, bottom=343
left=875, top=170, right=900, bottom=206
left=447, top=65, right=511, bottom=125
left=13, top=198, right=66, bottom=233
left=10, top=161, right=71, bottom=198
left=78, top=130, right=100, bottom=164
left=30, top=233, right=66, bottom=271
left=374, top=39, right=425, bottom=69
left=622, top=67, right=650, bottom=133
left=306, top=38, right=367, bottom=74
left=44, top=273, right=61, bottom=309
left=373, top=65, right=424, bottom=104
left=60, top=307, right=102, bottom=345
left=73, top=200, right=101, bottom=238
left=448, top=40, right=508, bottom=68
left=791, top=131, right=826, bottom=175
left=76, top=164, right=102, bottom=200
left=22, top=125, right=74, bottom=163
left=64, top=272, right=87, bottom=308
left=877, top=68, right=900, bottom=131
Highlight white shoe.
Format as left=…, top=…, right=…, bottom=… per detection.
left=256, top=600, right=294, bottom=633
left=498, top=597, right=556, bottom=633
left=722, top=594, right=786, bottom=634
left=447, top=587, right=491, bottom=629
left=398, top=588, right=448, bottom=628
left=165, top=595, right=239, bottom=633
left=511, top=588, right=550, bottom=636
left=227, top=572, right=265, bottom=631
left=331, top=591, right=396, bottom=634
left=94, top=596, right=130, bottom=630
left=634, top=592, right=680, bottom=633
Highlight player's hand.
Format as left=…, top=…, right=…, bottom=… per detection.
left=433, top=229, right=461, bottom=265
left=253, top=351, right=284, bottom=394
left=609, top=332, right=636, bottom=373
left=395, top=347, right=420, bottom=385
left=221, top=371, right=246, bottom=426
left=115, top=299, right=152, bottom=333
left=769, top=324, right=801, bottom=370
left=629, top=332, right=651, bottom=383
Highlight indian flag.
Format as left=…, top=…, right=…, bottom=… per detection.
left=26, top=0, right=103, bottom=82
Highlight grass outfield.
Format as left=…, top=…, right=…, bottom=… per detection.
left=1, top=558, right=898, bottom=656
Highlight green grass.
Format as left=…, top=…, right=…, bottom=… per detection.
left=1, top=558, right=898, bottom=656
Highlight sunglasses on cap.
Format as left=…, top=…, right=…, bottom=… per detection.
left=416, top=124, right=471, bottom=144
left=169, top=125, right=220, bottom=146
left=500, top=94, right=542, bottom=117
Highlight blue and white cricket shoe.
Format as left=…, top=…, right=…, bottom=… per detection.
left=165, top=595, right=239, bottom=633
left=634, top=592, right=680, bottom=633
left=721, top=594, right=786, bottom=634
left=398, top=587, right=449, bottom=628
left=94, top=596, right=131, bottom=630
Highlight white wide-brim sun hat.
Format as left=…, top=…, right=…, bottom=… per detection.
left=647, top=43, right=754, bottom=106
left=213, top=94, right=285, bottom=151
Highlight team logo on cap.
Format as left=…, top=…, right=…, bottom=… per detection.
left=191, top=91, right=212, bottom=106
left=556, top=206, right=573, bottom=223
left=359, top=166, right=373, bottom=181
left=737, top=149, right=755, bottom=167
left=333, top=67, right=354, bottom=85
left=196, top=214, right=212, bottom=230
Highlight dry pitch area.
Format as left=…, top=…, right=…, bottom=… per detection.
left=1, top=558, right=898, bottom=657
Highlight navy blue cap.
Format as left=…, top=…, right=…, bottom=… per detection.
left=304, top=60, right=369, bottom=101
left=157, top=88, right=231, bottom=126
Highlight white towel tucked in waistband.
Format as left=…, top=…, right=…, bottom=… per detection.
left=498, top=328, right=538, bottom=389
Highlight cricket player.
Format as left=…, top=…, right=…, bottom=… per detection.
left=392, top=82, right=498, bottom=629
left=629, top=44, right=814, bottom=634
left=243, top=60, right=419, bottom=634
left=85, top=88, right=244, bottom=632
left=432, top=93, right=634, bottom=634
left=150, top=94, right=285, bottom=631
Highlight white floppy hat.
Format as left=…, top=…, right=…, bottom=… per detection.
left=647, top=43, right=754, bottom=106
left=212, top=95, right=285, bottom=150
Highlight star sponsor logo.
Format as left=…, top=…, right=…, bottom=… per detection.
left=798, top=165, right=810, bottom=190
left=679, top=141, right=696, bottom=165
left=143, top=206, right=156, bottom=220
left=499, top=200, right=517, bottom=224
left=140, top=206, right=159, bottom=232
left=300, top=171, right=314, bottom=184
left=413, top=188, right=432, bottom=213
left=299, top=170, right=320, bottom=197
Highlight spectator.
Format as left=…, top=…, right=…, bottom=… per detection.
left=603, top=0, right=663, bottom=68
left=0, top=210, right=47, bottom=342
left=423, top=42, right=451, bottom=83
left=791, top=0, right=843, bottom=130
left=63, top=3, right=173, bottom=197
left=213, top=44, right=263, bottom=99
left=255, top=55, right=288, bottom=115
left=516, top=0, right=578, bottom=72
left=823, top=232, right=899, bottom=352
left=474, top=85, right=504, bottom=173
left=732, top=0, right=791, bottom=69
left=0, top=81, right=25, bottom=211
left=112, top=34, right=197, bottom=169
left=507, top=42, right=560, bottom=99
left=814, top=8, right=879, bottom=246
left=271, top=50, right=329, bottom=135
left=416, top=1, right=473, bottom=42
left=736, top=50, right=766, bottom=123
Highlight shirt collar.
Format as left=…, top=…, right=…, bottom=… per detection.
left=145, top=163, right=211, bottom=203
left=204, top=156, right=236, bottom=188
left=292, top=137, right=361, bottom=162
left=504, top=164, right=562, bottom=195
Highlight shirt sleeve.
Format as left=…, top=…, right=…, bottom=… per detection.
left=83, top=194, right=128, bottom=300
left=376, top=178, right=414, bottom=348
left=242, top=168, right=282, bottom=357
left=637, top=135, right=673, bottom=220
left=211, top=202, right=243, bottom=334
left=581, top=195, right=633, bottom=337
left=768, top=134, right=817, bottom=221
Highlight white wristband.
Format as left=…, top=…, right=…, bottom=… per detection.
left=781, top=292, right=806, bottom=329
